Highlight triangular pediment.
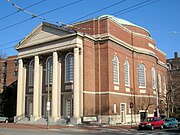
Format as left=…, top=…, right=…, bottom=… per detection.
left=16, top=22, right=76, bottom=50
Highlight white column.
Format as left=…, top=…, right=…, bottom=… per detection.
left=22, top=64, right=27, bottom=116
left=79, top=48, right=83, bottom=117
left=16, top=59, right=24, bottom=118
left=73, top=47, right=80, bottom=118
left=52, top=51, right=58, bottom=119
left=33, top=55, right=40, bottom=119
left=58, top=55, right=62, bottom=118
left=39, top=62, right=43, bottom=117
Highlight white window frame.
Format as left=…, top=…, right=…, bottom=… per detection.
left=65, top=52, right=74, bottom=83
left=28, top=60, right=34, bottom=87
left=151, top=67, right=156, bottom=89
left=46, top=56, right=53, bottom=85
left=114, top=104, right=117, bottom=113
left=124, top=60, right=130, bottom=87
left=113, top=54, right=119, bottom=84
left=138, top=64, right=146, bottom=88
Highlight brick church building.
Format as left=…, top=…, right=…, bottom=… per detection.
left=15, top=15, right=167, bottom=124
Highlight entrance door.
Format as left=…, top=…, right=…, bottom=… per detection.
left=65, top=98, right=72, bottom=117
left=120, top=103, right=126, bottom=123
left=27, top=98, right=33, bottom=117
left=140, top=111, right=147, bottom=122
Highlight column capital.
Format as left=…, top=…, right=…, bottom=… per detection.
left=74, top=47, right=79, bottom=54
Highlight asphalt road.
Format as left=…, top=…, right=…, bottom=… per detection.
left=0, top=128, right=179, bottom=135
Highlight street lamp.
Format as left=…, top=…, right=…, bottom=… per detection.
left=46, top=59, right=50, bottom=129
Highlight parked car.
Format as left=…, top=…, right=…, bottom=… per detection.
left=163, top=118, right=178, bottom=128
left=139, top=117, right=164, bottom=130
left=177, top=118, right=180, bottom=127
left=0, top=114, right=8, bottom=123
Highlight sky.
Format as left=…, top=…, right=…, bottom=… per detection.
left=0, top=0, right=180, bottom=59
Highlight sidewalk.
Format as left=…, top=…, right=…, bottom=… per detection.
left=0, top=123, right=138, bottom=132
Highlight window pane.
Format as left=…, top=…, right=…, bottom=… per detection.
left=138, top=64, right=146, bottom=87
left=124, top=60, right=130, bottom=86
left=65, top=53, right=74, bottom=82
left=29, top=61, right=34, bottom=86
left=113, top=55, right=119, bottom=84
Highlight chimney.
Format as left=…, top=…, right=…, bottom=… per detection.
left=174, top=52, right=178, bottom=58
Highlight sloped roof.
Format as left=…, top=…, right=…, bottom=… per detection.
left=97, top=15, right=150, bottom=34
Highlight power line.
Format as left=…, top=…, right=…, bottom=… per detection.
left=0, top=0, right=84, bottom=32
left=68, top=0, right=127, bottom=24
left=113, top=0, right=160, bottom=16
left=38, top=0, right=83, bottom=16
left=0, top=38, right=22, bottom=47
left=0, top=0, right=47, bottom=21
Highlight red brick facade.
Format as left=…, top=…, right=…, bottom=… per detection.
left=73, top=15, right=167, bottom=122
left=15, top=15, right=167, bottom=124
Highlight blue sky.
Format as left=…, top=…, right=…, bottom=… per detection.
left=0, top=0, right=180, bottom=59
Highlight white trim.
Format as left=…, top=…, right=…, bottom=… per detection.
left=83, top=91, right=157, bottom=98
left=140, top=89, right=146, bottom=93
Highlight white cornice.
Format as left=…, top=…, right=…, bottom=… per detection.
left=83, top=91, right=157, bottom=98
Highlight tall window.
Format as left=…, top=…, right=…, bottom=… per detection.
left=124, top=60, right=130, bottom=86
left=113, top=55, right=119, bottom=84
left=152, top=67, right=156, bottom=89
left=46, top=57, right=53, bottom=84
left=138, top=64, right=146, bottom=88
left=29, top=60, right=34, bottom=86
left=158, top=74, right=162, bottom=93
left=163, top=76, right=167, bottom=96
left=65, top=53, right=74, bottom=83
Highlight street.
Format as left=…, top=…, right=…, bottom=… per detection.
left=0, top=127, right=179, bottom=135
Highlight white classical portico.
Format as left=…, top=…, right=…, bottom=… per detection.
left=15, top=22, right=83, bottom=123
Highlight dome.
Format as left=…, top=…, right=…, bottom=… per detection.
left=97, top=15, right=150, bottom=34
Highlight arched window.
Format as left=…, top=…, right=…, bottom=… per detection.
left=138, top=64, right=146, bottom=88
left=152, top=67, right=156, bottom=89
left=29, top=60, right=34, bottom=86
left=163, top=76, right=167, bottom=96
left=124, top=60, right=130, bottom=86
left=46, top=56, right=53, bottom=84
left=113, top=55, right=119, bottom=84
left=65, top=53, right=74, bottom=83
left=158, top=74, right=162, bottom=93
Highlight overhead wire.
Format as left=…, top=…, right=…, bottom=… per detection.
left=113, top=0, right=160, bottom=16
left=1, top=0, right=178, bottom=53
left=68, top=0, right=128, bottom=24
left=0, top=0, right=84, bottom=32
left=0, top=0, right=47, bottom=21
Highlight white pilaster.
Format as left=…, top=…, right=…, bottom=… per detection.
left=52, top=51, right=58, bottom=119
left=33, top=55, right=40, bottom=119
left=73, top=47, right=80, bottom=118
left=16, top=59, right=24, bottom=118
left=79, top=48, right=83, bottom=117
left=58, top=55, right=62, bottom=118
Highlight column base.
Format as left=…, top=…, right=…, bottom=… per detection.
left=15, top=115, right=25, bottom=122
left=70, top=117, right=82, bottom=125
